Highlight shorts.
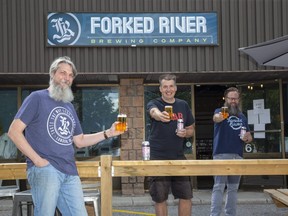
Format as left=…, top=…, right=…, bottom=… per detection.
left=149, top=176, right=193, bottom=203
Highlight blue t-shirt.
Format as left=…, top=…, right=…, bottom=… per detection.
left=213, top=108, right=250, bottom=157
left=15, top=89, right=83, bottom=175
left=147, top=97, right=195, bottom=160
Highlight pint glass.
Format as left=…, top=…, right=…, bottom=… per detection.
left=116, top=114, right=127, bottom=131
left=165, top=106, right=173, bottom=119
left=221, top=107, right=229, bottom=119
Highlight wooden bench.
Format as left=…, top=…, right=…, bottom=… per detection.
left=264, top=189, right=288, bottom=208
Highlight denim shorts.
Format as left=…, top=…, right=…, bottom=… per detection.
left=149, top=176, right=193, bottom=203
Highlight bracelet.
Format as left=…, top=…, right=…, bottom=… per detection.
left=103, top=130, right=108, bottom=139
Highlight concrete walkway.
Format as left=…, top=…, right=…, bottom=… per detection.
left=0, top=189, right=276, bottom=215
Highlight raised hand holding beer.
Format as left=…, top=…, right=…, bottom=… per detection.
left=221, top=106, right=229, bottom=119
left=116, top=113, right=127, bottom=131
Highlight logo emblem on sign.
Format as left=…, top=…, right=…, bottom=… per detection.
left=47, top=13, right=81, bottom=45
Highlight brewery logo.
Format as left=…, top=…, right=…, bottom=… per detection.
left=227, top=116, right=243, bottom=130
left=47, top=106, right=76, bottom=145
left=47, top=13, right=81, bottom=45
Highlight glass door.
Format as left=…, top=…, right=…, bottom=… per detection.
left=240, top=81, right=282, bottom=158
left=238, top=80, right=285, bottom=189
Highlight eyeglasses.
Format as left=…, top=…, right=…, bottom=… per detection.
left=226, top=97, right=239, bottom=101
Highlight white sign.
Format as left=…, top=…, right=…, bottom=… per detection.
left=247, top=99, right=271, bottom=139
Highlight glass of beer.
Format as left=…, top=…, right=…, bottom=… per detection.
left=116, top=114, right=127, bottom=131
left=165, top=105, right=173, bottom=120
left=221, top=106, right=229, bottom=119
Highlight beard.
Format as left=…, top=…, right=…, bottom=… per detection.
left=224, top=102, right=241, bottom=116
left=49, top=79, right=74, bottom=103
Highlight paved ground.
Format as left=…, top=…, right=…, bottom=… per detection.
left=112, top=205, right=288, bottom=216
left=1, top=189, right=288, bottom=215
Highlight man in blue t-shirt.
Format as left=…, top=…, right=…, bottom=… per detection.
left=8, top=56, right=125, bottom=216
left=210, top=87, right=253, bottom=216
left=147, top=74, right=195, bottom=216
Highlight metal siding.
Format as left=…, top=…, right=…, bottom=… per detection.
left=284, top=1, right=288, bottom=33
left=230, top=1, right=238, bottom=71
left=1, top=1, right=8, bottom=72
left=0, top=0, right=287, bottom=78
left=221, top=0, right=230, bottom=71
left=264, top=0, right=273, bottom=40
left=20, top=1, right=27, bottom=71
left=179, top=47, right=185, bottom=72
left=273, top=0, right=282, bottom=37
left=238, top=0, right=248, bottom=70
left=211, top=1, right=221, bottom=71
left=247, top=0, right=258, bottom=70
left=256, top=1, right=265, bottom=43
left=10, top=0, right=17, bottom=72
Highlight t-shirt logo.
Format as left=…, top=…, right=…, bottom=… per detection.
left=47, top=106, right=76, bottom=145
left=227, top=116, right=243, bottom=130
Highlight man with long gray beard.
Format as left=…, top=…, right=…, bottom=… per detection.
left=8, top=56, right=125, bottom=216
left=210, top=87, right=253, bottom=216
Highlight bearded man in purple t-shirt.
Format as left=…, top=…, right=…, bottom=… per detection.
left=8, top=56, right=125, bottom=216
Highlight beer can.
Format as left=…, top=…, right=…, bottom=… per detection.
left=177, top=119, right=184, bottom=131
left=142, top=141, right=150, bottom=160
left=240, top=126, right=246, bottom=139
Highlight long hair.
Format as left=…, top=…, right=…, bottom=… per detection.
left=49, top=56, right=77, bottom=82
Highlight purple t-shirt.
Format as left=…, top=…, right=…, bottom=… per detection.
left=15, top=89, right=83, bottom=175
left=147, top=97, right=195, bottom=160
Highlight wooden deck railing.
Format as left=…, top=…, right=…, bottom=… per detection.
left=1, top=155, right=288, bottom=215
left=0, top=161, right=100, bottom=180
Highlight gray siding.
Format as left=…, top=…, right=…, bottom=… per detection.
left=0, top=0, right=287, bottom=76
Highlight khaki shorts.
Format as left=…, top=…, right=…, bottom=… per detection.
left=149, top=176, right=193, bottom=203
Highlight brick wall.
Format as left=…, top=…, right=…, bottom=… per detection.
left=119, top=78, right=145, bottom=195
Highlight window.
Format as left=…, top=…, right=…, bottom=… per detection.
left=73, top=87, right=119, bottom=157
left=0, top=89, right=18, bottom=134
left=241, top=82, right=281, bottom=155
left=0, top=89, right=18, bottom=159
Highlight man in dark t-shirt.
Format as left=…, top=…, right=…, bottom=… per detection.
left=210, top=87, right=253, bottom=216
left=147, top=74, right=195, bottom=216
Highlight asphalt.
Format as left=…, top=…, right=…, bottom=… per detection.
left=112, top=189, right=274, bottom=207
left=0, top=189, right=278, bottom=215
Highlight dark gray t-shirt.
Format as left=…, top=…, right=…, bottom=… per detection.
left=147, top=97, right=194, bottom=160
left=15, top=89, right=83, bottom=175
